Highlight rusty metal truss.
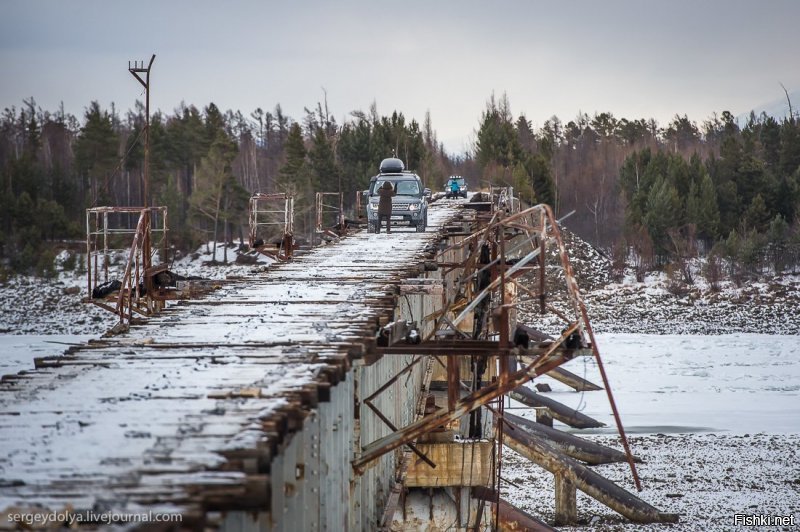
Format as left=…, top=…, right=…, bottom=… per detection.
left=85, top=206, right=168, bottom=326
left=314, top=191, right=346, bottom=241
left=357, top=202, right=642, bottom=511
left=248, top=193, right=295, bottom=261
left=489, top=186, right=520, bottom=214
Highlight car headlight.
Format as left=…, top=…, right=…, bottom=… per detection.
left=408, top=203, right=419, bottom=211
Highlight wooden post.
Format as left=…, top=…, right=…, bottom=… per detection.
left=447, top=355, right=459, bottom=411
left=554, top=475, right=577, bottom=526
left=502, top=420, right=679, bottom=523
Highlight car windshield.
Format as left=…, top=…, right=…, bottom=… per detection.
left=448, top=178, right=465, bottom=186
left=374, top=179, right=420, bottom=195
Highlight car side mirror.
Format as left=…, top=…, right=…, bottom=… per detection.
left=423, top=188, right=431, bottom=198
left=362, top=190, right=369, bottom=197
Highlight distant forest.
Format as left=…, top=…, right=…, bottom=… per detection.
left=1, top=93, right=799, bottom=283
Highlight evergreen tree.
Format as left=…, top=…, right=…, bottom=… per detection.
left=696, top=172, right=720, bottom=241
left=766, top=214, right=790, bottom=273
left=475, top=95, right=519, bottom=169
left=511, top=161, right=535, bottom=205
left=644, top=176, right=681, bottom=254
left=278, top=122, right=308, bottom=193
left=743, top=193, right=770, bottom=232
left=525, top=154, right=555, bottom=207
left=779, top=120, right=800, bottom=177
left=308, top=126, right=338, bottom=192
left=74, top=101, right=119, bottom=206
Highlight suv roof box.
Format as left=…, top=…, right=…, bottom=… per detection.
left=379, top=157, right=404, bottom=173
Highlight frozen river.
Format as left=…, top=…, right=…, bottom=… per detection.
left=525, top=333, right=800, bottom=435
left=2, top=332, right=799, bottom=434
left=0, top=334, right=97, bottom=375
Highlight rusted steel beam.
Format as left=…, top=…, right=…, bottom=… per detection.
left=364, top=399, right=436, bottom=468
left=504, top=413, right=637, bottom=465
left=509, top=385, right=605, bottom=429
left=352, top=327, right=576, bottom=470
left=538, top=202, right=642, bottom=490
left=364, top=356, right=423, bottom=403
left=503, top=423, right=678, bottom=524
left=375, top=341, right=588, bottom=358
left=377, top=345, right=513, bottom=356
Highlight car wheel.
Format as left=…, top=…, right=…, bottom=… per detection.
left=416, top=220, right=425, bottom=232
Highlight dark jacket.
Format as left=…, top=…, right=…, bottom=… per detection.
left=377, top=182, right=396, bottom=216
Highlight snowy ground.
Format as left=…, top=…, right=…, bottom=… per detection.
left=502, top=333, right=800, bottom=530
left=502, top=432, right=800, bottom=531
left=0, top=243, right=273, bottom=336
left=574, top=273, right=800, bottom=335
left=2, top=224, right=799, bottom=529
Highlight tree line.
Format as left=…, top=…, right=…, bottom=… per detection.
left=0, top=97, right=456, bottom=273
left=473, top=94, right=800, bottom=284
left=2, top=93, right=799, bottom=284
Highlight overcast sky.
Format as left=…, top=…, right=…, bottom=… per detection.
left=2, top=0, right=799, bottom=153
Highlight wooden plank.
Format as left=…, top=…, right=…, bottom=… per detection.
left=546, top=366, right=603, bottom=392
left=504, top=413, right=637, bottom=465
left=405, top=442, right=493, bottom=488
left=509, top=385, right=605, bottom=429
left=503, top=421, right=678, bottom=524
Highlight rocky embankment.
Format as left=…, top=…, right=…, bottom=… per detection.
left=519, top=227, right=800, bottom=335
left=2, top=230, right=800, bottom=336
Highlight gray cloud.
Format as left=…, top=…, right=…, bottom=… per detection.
left=2, top=0, right=799, bottom=153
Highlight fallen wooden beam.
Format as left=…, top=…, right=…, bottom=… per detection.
left=504, top=413, right=639, bottom=465
left=503, top=421, right=678, bottom=524
left=509, top=385, right=605, bottom=429
left=472, top=487, right=555, bottom=531
left=546, top=366, right=603, bottom=392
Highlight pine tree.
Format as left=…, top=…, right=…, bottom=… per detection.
left=644, top=176, right=681, bottom=254
left=767, top=214, right=790, bottom=273
left=74, top=101, right=119, bottom=206
left=278, top=123, right=308, bottom=193
left=696, top=172, right=720, bottom=241
left=743, top=193, right=770, bottom=232
left=308, top=126, right=338, bottom=192
left=511, top=161, right=535, bottom=205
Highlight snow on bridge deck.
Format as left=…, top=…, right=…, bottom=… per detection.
left=0, top=202, right=461, bottom=518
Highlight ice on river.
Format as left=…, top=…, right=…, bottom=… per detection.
left=516, top=333, right=800, bottom=435
left=0, top=335, right=96, bottom=375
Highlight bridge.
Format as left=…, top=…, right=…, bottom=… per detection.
left=0, top=195, right=676, bottom=530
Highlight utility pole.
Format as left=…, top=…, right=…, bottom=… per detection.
left=128, top=54, right=156, bottom=276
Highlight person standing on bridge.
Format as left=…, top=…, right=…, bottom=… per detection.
left=377, top=180, right=396, bottom=234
